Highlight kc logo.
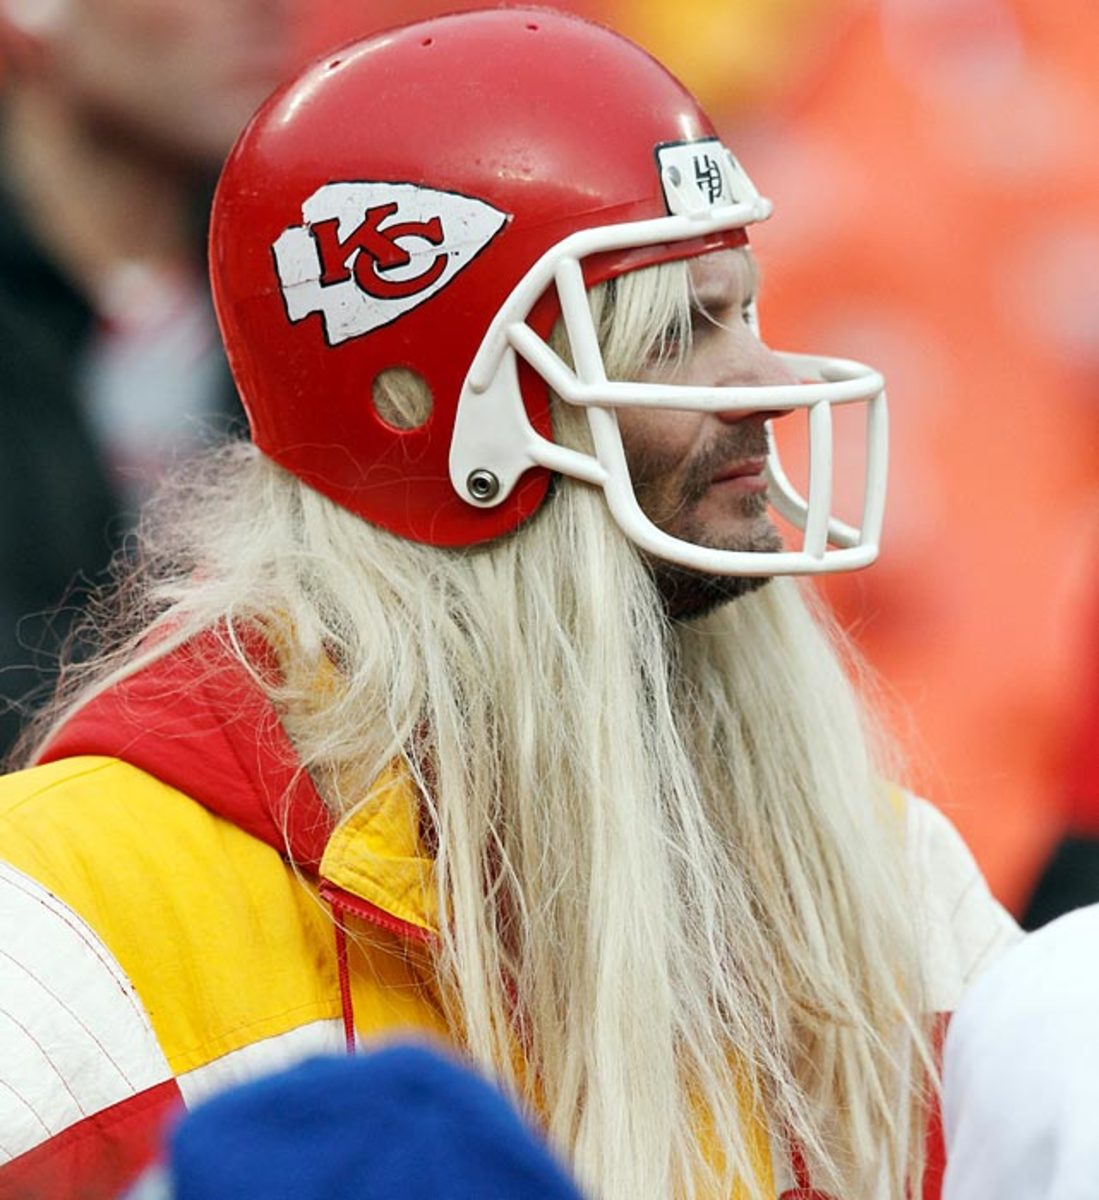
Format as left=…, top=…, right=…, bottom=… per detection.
left=311, top=203, right=447, bottom=300
left=273, top=182, right=508, bottom=345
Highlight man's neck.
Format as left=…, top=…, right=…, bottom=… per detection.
left=3, top=85, right=200, bottom=310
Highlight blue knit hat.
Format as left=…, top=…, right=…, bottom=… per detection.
left=128, top=1044, right=586, bottom=1200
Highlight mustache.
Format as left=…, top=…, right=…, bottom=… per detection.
left=679, top=422, right=771, bottom=506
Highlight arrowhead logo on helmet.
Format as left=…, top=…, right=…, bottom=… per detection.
left=272, top=182, right=509, bottom=346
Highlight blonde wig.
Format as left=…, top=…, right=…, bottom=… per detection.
left=25, top=258, right=932, bottom=1199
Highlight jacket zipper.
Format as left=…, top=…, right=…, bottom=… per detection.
left=318, top=880, right=434, bottom=944
left=317, top=880, right=435, bottom=1052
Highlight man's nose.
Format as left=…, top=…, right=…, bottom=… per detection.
left=715, top=334, right=798, bottom=425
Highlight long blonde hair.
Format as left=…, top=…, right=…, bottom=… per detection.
left=25, top=260, right=931, bottom=1199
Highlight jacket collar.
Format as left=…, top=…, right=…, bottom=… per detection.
left=319, top=764, right=437, bottom=937
left=36, top=629, right=436, bottom=936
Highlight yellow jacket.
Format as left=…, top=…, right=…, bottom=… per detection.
left=0, top=633, right=1019, bottom=1199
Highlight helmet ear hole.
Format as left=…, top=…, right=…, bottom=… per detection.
left=372, top=367, right=433, bottom=431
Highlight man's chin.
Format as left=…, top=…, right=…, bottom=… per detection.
left=647, top=522, right=783, bottom=620
left=651, top=562, right=774, bottom=620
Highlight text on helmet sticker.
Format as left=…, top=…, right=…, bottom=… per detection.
left=273, top=182, right=509, bottom=345
left=654, top=139, right=759, bottom=217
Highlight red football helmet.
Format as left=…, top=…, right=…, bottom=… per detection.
left=210, top=7, right=887, bottom=576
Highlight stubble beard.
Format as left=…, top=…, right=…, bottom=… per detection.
left=631, top=425, right=783, bottom=621
left=648, top=518, right=780, bottom=619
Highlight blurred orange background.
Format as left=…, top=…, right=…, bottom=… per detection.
left=302, top=0, right=1099, bottom=912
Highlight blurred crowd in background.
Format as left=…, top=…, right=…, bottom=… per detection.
left=1, top=0, right=1097, bottom=922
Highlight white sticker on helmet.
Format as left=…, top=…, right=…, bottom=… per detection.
left=656, top=139, right=760, bottom=217
left=273, top=183, right=508, bottom=345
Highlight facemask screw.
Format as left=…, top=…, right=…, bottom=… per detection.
left=466, top=469, right=500, bottom=502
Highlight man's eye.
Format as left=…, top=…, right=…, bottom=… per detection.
left=647, top=319, right=687, bottom=365
left=690, top=306, right=715, bottom=333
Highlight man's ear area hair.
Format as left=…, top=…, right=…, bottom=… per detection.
left=550, top=258, right=693, bottom=383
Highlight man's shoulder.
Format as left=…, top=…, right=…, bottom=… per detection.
left=0, top=753, right=140, bottom=808
left=0, top=755, right=166, bottom=861
left=0, top=753, right=328, bottom=962
left=0, top=755, right=259, bottom=891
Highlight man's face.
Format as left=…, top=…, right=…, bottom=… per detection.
left=617, top=248, right=794, bottom=617
left=43, top=0, right=295, bottom=167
